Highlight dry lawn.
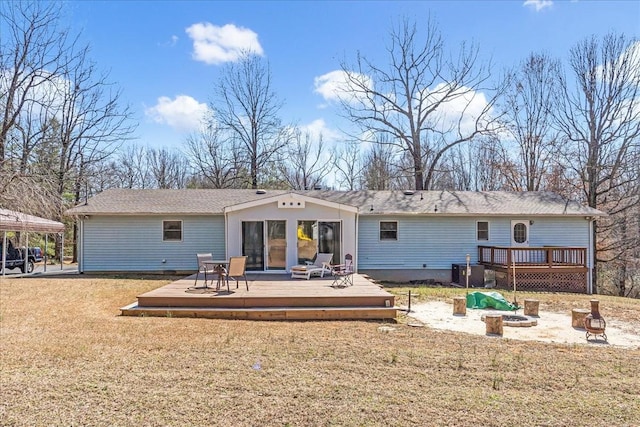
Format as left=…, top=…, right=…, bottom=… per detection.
left=1, top=275, right=639, bottom=427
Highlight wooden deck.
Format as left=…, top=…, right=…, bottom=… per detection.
left=478, top=246, right=588, bottom=293
left=121, top=273, right=397, bottom=321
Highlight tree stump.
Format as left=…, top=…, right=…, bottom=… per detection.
left=485, top=314, right=503, bottom=336
left=524, top=299, right=540, bottom=316
left=453, top=297, right=466, bottom=315
left=571, top=308, right=590, bottom=328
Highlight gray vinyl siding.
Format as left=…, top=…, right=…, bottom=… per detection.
left=528, top=218, right=589, bottom=247
left=358, top=215, right=590, bottom=270
left=359, top=216, right=476, bottom=270
left=81, top=215, right=225, bottom=272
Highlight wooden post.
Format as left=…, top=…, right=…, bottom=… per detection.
left=571, top=308, right=590, bottom=328
left=523, top=299, right=540, bottom=316
left=485, top=314, right=503, bottom=335
left=453, top=297, right=466, bottom=315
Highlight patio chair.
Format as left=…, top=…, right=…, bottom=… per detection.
left=220, top=256, right=248, bottom=291
left=290, top=252, right=333, bottom=279
left=193, top=253, right=216, bottom=289
left=331, top=254, right=354, bottom=288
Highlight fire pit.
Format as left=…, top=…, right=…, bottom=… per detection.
left=584, top=300, right=607, bottom=341
left=481, top=313, right=538, bottom=327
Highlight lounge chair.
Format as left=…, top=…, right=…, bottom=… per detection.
left=290, top=253, right=333, bottom=280
left=219, top=256, right=248, bottom=291
left=331, top=254, right=354, bottom=288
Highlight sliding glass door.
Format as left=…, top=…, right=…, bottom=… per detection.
left=242, top=220, right=286, bottom=271
left=266, top=220, right=286, bottom=271
left=297, top=220, right=317, bottom=264
left=242, top=221, right=264, bottom=271
left=297, top=220, right=341, bottom=265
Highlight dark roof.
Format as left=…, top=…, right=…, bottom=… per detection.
left=65, top=188, right=604, bottom=217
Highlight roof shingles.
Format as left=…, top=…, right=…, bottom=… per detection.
left=65, top=188, right=604, bottom=217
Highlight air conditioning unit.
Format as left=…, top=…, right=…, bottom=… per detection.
left=451, top=263, right=485, bottom=287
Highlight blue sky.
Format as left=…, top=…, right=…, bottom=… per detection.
left=64, top=0, right=640, bottom=150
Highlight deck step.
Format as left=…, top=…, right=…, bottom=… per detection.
left=121, top=302, right=397, bottom=321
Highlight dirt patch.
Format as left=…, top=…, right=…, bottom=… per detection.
left=408, top=300, right=640, bottom=349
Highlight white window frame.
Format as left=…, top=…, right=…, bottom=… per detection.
left=379, top=221, right=398, bottom=241
left=476, top=221, right=490, bottom=241
left=162, top=220, right=183, bottom=242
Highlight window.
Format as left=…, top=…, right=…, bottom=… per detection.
left=163, top=220, right=182, bottom=241
left=513, top=223, right=527, bottom=244
left=380, top=221, right=398, bottom=240
left=477, top=221, right=489, bottom=241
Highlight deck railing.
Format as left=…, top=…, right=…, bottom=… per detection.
left=478, top=246, right=587, bottom=268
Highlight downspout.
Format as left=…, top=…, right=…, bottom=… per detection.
left=354, top=209, right=359, bottom=273
left=224, top=209, right=228, bottom=260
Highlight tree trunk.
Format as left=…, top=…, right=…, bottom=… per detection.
left=485, top=315, right=503, bottom=335
left=618, top=262, right=626, bottom=297
left=453, top=297, right=466, bottom=315
left=592, top=220, right=598, bottom=294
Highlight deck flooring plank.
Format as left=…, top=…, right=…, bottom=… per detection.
left=125, top=273, right=397, bottom=321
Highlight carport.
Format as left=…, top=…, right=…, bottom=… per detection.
left=0, top=209, right=65, bottom=276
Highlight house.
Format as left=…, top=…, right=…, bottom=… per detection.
left=66, top=189, right=604, bottom=293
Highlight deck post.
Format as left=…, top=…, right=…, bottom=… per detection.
left=506, top=249, right=512, bottom=288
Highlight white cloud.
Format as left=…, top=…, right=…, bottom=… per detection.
left=145, top=95, right=209, bottom=132
left=159, top=35, right=178, bottom=47
left=300, top=118, right=341, bottom=143
left=314, top=69, right=493, bottom=137
left=185, top=23, right=263, bottom=65
left=314, top=70, right=372, bottom=104
left=0, top=70, right=72, bottom=121
left=523, top=0, right=553, bottom=12
left=424, top=83, right=493, bottom=136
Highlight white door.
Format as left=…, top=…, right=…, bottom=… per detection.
left=511, top=220, right=530, bottom=263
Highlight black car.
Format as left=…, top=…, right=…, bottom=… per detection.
left=0, top=240, right=36, bottom=273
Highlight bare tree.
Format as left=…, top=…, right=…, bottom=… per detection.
left=0, top=1, right=75, bottom=163
left=500, top=53, right=562, bottom=191
left=53, top=44, right=136, bottom=217
left=184, top=124, right=246, bottom=189
left=1, top=0, right=134, bottom=219
left=212, top=53, right=290, bottom=189
left=147, top=147, right=190, bottom=189
left=277, top=129, right=333, bottom=190
left=110, top=144, right=153, bottom=189
left=0, top=1, right=77, bottom=213
left=332, top=141, right=363, bottom=190
left=555, top=32, right=640, bottom=294
left=339, top=17, right=504, bottom=191
left=361, top=141, right=402, bottom=190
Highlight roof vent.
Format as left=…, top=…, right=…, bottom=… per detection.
left=256, top=189, right=266, bottom=195
left=403, top=190, right=415, bottom=196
